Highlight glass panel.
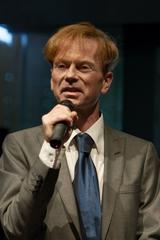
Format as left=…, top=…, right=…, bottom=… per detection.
left=154, top=48, right=160, bottom=154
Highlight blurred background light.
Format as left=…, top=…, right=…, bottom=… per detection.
left=0, top=25, right=13, bottom=45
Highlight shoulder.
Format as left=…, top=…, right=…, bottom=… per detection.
left=104, top=125, right=157, bottom=155
left=4, top=125, right=43, bottom=146
left=106, top=126, right=148, bottom=143
left=104, top=126, right=159, bottom=163
left=9, top=125, right=42, bottom=137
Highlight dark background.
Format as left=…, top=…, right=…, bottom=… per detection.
left=0, top=0, right=160, bottom=238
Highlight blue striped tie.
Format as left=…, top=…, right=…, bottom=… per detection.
left=73, top=133, right=101, bottom=240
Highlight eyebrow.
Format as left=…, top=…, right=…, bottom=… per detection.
left=54, top=59, right=95, bottom=66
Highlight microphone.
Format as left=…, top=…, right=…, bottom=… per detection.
left=50, top=100, right=74, bottom=149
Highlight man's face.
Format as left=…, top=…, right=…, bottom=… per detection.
left=50, top=38, right=112, bottom=111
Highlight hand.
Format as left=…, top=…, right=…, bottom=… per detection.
left=42, top=104, right=78, bottom=142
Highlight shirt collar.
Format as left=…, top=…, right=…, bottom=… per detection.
left=64, top=114, right=104, bottom=154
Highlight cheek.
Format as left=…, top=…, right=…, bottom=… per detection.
left=50, top=78, right=59, bottom=94
left=85, top=82, right=102, bottom=98
left=90, top=78, right=104, bottom=91
left=51, top=73, right=59, bottom=88
left=50, top=78, right=56, bottom=91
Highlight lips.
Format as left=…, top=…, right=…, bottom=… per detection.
left=61, top=87, right=82, bottom=93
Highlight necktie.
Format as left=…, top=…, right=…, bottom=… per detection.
left=73, top=133, right=101, bottom=240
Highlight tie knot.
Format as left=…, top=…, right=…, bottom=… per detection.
left=76, top=133, right=94, bottom=153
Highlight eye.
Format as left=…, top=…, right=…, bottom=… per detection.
left=78, top=64, right=93, bottom=73
left=54, top=62, right=67, bottom=70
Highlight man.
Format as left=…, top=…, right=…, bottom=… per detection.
left=0, top=22, right=160, bottom=240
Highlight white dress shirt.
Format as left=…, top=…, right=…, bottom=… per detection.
left=39, top=114, right=104, bottom=201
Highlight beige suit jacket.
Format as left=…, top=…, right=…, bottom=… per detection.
left=0, top=125, right=160, bottom=240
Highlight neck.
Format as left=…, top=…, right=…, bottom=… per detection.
left=75, top=102, right=100, bottom=132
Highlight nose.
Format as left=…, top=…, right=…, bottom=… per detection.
left=65, top=64, right=78, bottom=83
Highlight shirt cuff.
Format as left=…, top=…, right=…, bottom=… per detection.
left=39, top=140, right=61, bottom=169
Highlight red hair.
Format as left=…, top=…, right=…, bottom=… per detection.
left=44, top=22, right=119, bottom=72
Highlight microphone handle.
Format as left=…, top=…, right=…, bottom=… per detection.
left=50, top=121, right=68, bottom=149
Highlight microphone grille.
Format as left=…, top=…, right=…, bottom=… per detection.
left=59, top=100, right=74, bottom=111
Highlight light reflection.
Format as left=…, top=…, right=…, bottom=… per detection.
left=0, top=25, right=13, bottom=45
left=21, top=34, right=28, bottom=47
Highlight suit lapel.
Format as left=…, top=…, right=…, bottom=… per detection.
left=36, top=127, right=81, bottom=238
left=102, top=126, right=125, bottom=240
left=56, top=148, right=81, bottom=238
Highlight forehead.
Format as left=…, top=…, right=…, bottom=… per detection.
left=54, top=38, right=99, bottom=61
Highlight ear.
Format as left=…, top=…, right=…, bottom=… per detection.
left=50, top=78, right=53, bottom=91
left=50, top=69, right=53, bottom=91
left=101, top=71, right=113, bottom=94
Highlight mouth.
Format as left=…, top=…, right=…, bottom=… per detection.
left=61, top=87, right=82, bottom=93
left=61, top=87, right=82, bottom=94
left=60, top=87, right=82, bottom=99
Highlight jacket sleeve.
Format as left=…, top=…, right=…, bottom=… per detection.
left=137, top=142, right=160, bottom=239
left=0, top=133, right=59, bottom=240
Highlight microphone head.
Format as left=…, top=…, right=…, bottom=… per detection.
left=59, top=100, right=74, bottom=111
